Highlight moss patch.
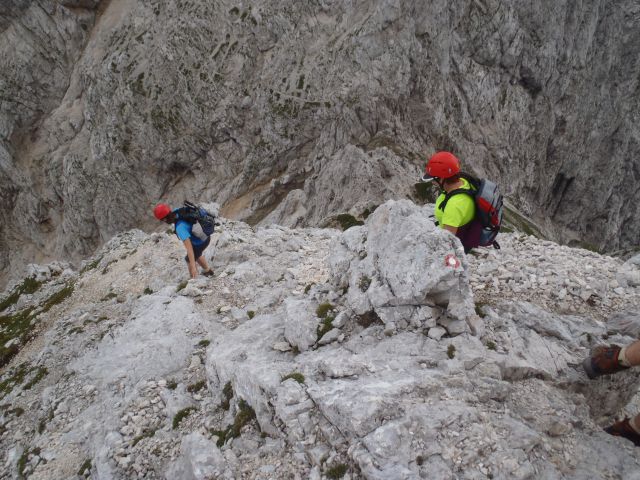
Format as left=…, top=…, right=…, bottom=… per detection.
left=23, top=367, right=47, bottom=390
left=0, top=307, right=36, bottom=368
left=131, top=428, right=156, bottom=447
left=356, top=310, right=383, bottom=328
left=447, top=344, right=456, bottom=359
left=0, top=363, right=49, bottom=398
left=316, top=303, right=336, bottom=340
left=212, top=399, right=257, bottom=447
left=40, top=283, right=75, bottom=314
left=0, top=272, right=72, bottom=365
left=78, top=458, right=92, bottom=476
left=281, top=372, right=305, bottom=384
left=38, top=408, right=54, bottom=434
left=361, top=205, right=379, bottom=219
left=172, top=407, right=196, bottom=429
left=474, top=302, right=487, bottom=318
left=187, top=380, right=206, bottom=393
left=316, top=303, right=333, bottom=318
left=317, top=316, right=334, bottom=340
left=247, top=310, right=255, bottom=319
left=101, top=292, right=117, bottom=302
left=0, top=276, right=42, bottom=312
left=220, top=381, right=234, bottom=410
left=197, top=339, right=210, bottom=348
left=336, top=214, right=364, bottom=231
left=80, top=256, right=103, bottom=274
left=326, top=464, right=348, bottom=479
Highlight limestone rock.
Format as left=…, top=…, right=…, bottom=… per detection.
left=2, top=0, right=640, bottom=287
left=328, top=200, right=481, bottom=335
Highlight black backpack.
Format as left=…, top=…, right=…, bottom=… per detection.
left=438, top=173, right=503, bottom=248
left=176, top=201, right=218, bottom=237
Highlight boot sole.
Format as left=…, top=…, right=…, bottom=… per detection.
left=582, top=357, right=598, bottom=379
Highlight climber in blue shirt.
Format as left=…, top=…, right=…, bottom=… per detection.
left=154, top=203, right=214, bottom=279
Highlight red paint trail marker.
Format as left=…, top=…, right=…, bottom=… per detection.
left=444, top=254, right=461, bottom=269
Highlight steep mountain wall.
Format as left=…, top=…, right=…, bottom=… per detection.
left=1, top=0, right=639, bottom=281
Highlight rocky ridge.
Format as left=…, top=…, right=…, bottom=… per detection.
left=2, top=0, right=640, bottom=285
left=1, top=200, right=640, bottom=479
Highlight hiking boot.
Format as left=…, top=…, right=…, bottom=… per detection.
left=582, top=344, right=629, bottom=379
left=202, top=269, right=214, bottom=277
left=605, top=418, right=640, bottom=446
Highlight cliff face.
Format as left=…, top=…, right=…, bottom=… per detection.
left=1, top=0, right=639, bottom=279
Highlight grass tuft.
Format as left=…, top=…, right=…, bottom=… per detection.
left=131, top=428, right=156, bottom=447
left=316, top=303, right=333, bottom=318
left=326, top=463, right=348, bottom=479
left=78, top=458, right=92, bottom=476
left=317, top=317, right=334, bottom=340
left=23, top=367, right=48, bottom=390
left=187, top=380, right=206, bottom=393
left=41, top=283, right=75, bottom=314
left=220, top=381, right=234, bottom=410
left=213, top=398, right=257, bottom=447
left=0, top=276, right=42, bottom=312
left=172, top=407, right=196, bottom=429
left=359, top=276, right=371, bottom=292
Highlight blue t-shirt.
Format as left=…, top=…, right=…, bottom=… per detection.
left=173, top=209, right=206, bottom=246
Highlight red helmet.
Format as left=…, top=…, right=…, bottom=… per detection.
left=153, top=203, right=172, bottom=220
left=423, top=151, right=460, bottom=180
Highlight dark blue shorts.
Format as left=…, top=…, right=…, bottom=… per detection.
left=185, top=237, right=210, bottom=263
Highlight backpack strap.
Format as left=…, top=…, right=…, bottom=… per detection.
left=438, top=188, right=474, bottom=211
left=437, top=174, right=479, bottom=211
left=176, top=206, right=197, bottom=224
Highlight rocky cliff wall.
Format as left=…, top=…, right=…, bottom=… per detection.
left=1, top=0, right=639, bottom=281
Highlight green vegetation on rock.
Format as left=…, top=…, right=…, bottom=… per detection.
left=187, top=380, right=206, bottom=393
left=173, top=407, right=196, bottom=429
left=132, top=428, right=157, bottom=447
left=0, top=276, right=42, bottom=312
left=281, top=372, right=305, bottom=384
left=447, top=344, right=456, bottom=359
left=220, top=381, right=234, bottom=410
left=212, top=399, right=257, bottom=447
left=77, top=459, right=92, bottom=476
left=326, top=464, right=348, bottom=479
left=336, top=214, right=364, bottom=231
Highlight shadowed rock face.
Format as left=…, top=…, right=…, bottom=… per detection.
left=1, top=0, right=639, bottom=281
